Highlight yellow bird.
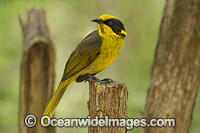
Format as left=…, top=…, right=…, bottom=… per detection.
left=43, top=14, right=127, bottom=118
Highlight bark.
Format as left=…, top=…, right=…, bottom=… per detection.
left=144, top=0, right=200, bottom=133
left=88, top=81, right=128, bottom=133
left=19, top=9, right=55, bottom=133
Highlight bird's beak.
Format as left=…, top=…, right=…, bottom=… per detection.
left=91, top=18, right=104, bottom=24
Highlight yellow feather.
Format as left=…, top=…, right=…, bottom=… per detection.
left=43, top=76, right=76, bottom=117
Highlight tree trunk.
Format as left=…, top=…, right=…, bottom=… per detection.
left=19, top=9, right=55, bottom=133
left=88, top=81, right=128, bottom=133
left=144, top=0, right=200, bottom=133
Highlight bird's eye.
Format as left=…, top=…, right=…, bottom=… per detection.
left=108, top=21, right=113, bottom=26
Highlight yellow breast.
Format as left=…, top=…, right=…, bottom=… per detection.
left=85, top=35, right=124, bottom=74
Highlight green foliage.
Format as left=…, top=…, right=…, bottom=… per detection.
left=0, top=0, right=199, bottom=132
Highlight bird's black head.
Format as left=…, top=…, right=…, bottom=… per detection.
left=104, top=18, right=125, bottom=33
left=92, top=14, right=127, bottom=37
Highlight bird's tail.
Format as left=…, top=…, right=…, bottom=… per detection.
left=43, top=77, right=74, bottom=118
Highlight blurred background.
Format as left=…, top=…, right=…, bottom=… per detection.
left=0, top=0, right=199, bottom=132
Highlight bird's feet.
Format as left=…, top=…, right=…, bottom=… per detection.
left=99, top=78, right=114, bottom=84
left=85, top=74, right=101, bottom=82
left=85, top=74, right=113, bottom=84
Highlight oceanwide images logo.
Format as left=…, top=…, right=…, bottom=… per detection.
left=40, top=116, right=135, bottom=129
left=24, top=114, right=176, bottom=129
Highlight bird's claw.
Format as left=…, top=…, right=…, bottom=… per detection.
left=84, top=74, right=100, bottom=83
left=86, top=77, right=113, bottom=84
left=85, top=77, right=100, bottom=83
left=84, top=73, right=113, bottom=84
left=99, top=78, right=113, bottom=84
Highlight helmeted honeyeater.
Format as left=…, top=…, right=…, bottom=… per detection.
left=43, top=14, right=127, bottom=117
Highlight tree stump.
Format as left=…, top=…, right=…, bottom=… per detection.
left=19, top=9, right=55, bottom=133
left=88, top=81, right=128, bottom=133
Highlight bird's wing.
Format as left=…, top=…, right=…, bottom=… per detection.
left=61, top=30, right=102, bottom=81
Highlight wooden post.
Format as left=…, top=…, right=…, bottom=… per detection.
left=19, top=9, right=55, bottom=133
left=88, top=81, right=128, bottom=133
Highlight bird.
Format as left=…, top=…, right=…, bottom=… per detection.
left=43, top=14, right=127, bottom=118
